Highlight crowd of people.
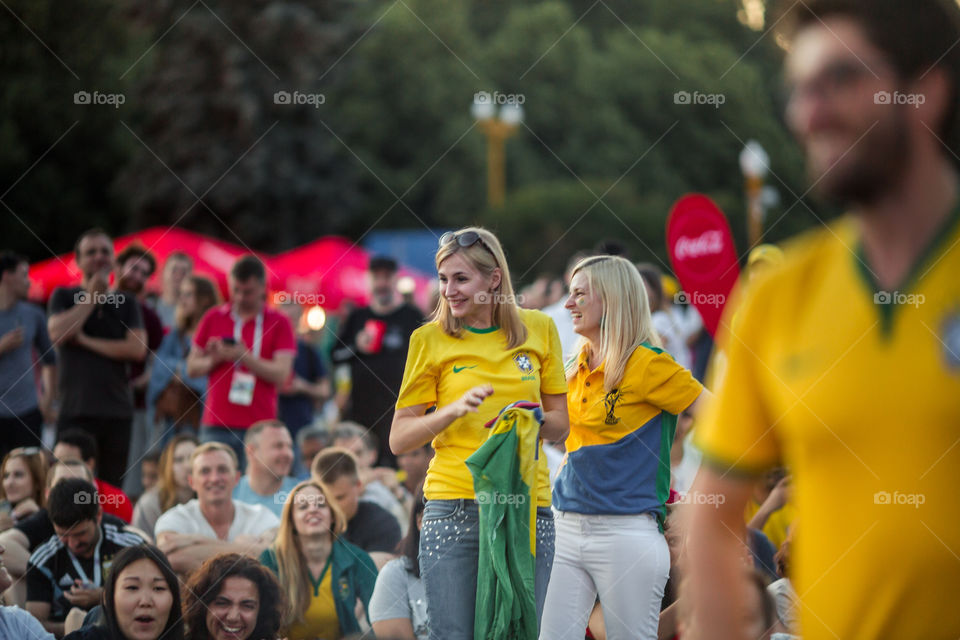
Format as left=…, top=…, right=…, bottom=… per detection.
left=2, top=0, right=960, bottom=638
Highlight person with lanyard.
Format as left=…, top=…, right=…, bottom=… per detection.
left=391, top=227, right=569, bottom=640
left=187, top=255, right=296, bottom=469
left=539, top=256, right=707, bottom=640
left=25, top=478, right=145, bottom=637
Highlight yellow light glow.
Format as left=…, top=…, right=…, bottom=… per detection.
left=306, top=305, right=326, bottom=331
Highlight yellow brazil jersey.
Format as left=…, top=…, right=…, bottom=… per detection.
left=695, top=211, right=960, bottom=639
left=288, top=557, right=339, bottom=640
left=396, top=308, right=567, bottom=506
left=743, top=499, right=796, bottom=551
left=554, top=344, right=702, bottom=521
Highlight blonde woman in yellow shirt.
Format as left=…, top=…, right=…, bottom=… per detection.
left=392, top=227, right=569, bottom=640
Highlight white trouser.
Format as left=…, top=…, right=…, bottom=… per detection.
left=539, top=510, right=670, bottom=640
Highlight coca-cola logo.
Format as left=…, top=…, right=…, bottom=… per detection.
left=674, top=230, right=724, bottom=260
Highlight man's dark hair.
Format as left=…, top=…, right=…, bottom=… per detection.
left=0, top=251, right=27, bottom=277
left=368, top=255, right=398, bottom=274
left=56, top=428, right=98, bottom=466
left=115, top=244, right=157, bottom=276
left=635, top=262, right=665, bottom=312
left=73, top=227, right=111, bottom=256
left=777, top=0, right=960, bottom=159
left=230, top=254, right=266, bottom=282
left=47, top=478, right=99, bottom=528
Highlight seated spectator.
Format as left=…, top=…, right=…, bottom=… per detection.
left=370, top=488, right=428, bottom=640
left=62, top=544, right=184, bottom=640
left=745, top=468, right=794, bottom=551
left=1, top=460, right=141, bottom=608
left=154, top=443, right=279, bottom=575
left=395, top=444, right=433, bottom=498
left=182, top=553, right=284, bottom=640
left=677, top=569, right=785, bottom=640
left=295, top=423, right=328, bottom=480
left=26, top=479, right=145, bottom=636
left=53, top=430, right=133, bottom=523
left=312, top=448, right=401, bottom=568
left=132, top=435, right=198, bottom=539
left=260, top=480, right=376, bottom=638
left=768, top=529, right=798, bottom=634
left=139, top=450, right=160, bottom=495
left=0, top=541, right=54, bottom=639
left=332, top=422, right=409, bottom=531
left=0, top=447, right=47, bottom=532
left=232, top=420, right=299, bottom=517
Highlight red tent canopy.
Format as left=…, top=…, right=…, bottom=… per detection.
left=28, top=227, right=434, bottom=311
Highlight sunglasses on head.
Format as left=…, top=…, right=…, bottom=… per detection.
left=439, top=230, right=494, bottom=252
left=8, top=446, right=43, bottom=458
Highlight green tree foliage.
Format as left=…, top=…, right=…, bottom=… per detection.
left=2, top=0, right=817, bottom=274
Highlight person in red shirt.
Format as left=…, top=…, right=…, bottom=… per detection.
left=187, top=255, right=295, bottom=470
left=52, top=429, right=133, bottom=523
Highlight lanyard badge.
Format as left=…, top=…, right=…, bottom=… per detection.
left=228, top=311, right=263, bottom=407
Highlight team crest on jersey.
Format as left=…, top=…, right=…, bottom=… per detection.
left=941, top=312, right=960, bottom=370
left=604, top=389, right=622, bottom=425
left=514, top=352, right=534, bottom=373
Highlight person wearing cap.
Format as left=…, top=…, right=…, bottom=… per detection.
left=331, top=255, right=423, bottom=467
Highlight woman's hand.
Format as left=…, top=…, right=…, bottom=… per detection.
left=11, top=498, right=40, bottom=521
left=445, top=385, right=494, bottom=419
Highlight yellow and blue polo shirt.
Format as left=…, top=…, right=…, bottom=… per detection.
left=396, top=308, right=567, bottom=507
left=554, top=343, right=703, bottom=523
left=695, top=211, right=960, bottom=639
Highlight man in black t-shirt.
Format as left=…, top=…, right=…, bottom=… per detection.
left=331, top=255, right=423, bottom=467
left=47, top=229, right=147, bottom=486
left=312, top=448, right=401, bottom=569
left=25, top=479, right=144, bottom=637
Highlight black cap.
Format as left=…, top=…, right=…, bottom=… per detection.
left=368, top=255, right=398, bottom=274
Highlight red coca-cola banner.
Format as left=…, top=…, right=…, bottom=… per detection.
left=666, top=194, right=740, bottom=337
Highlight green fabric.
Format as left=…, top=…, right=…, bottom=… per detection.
left=259, top=536, right=378, bottom=636
left=465, top=407, right=541, bottom=640
left=641, top=341, right=678, bottom=532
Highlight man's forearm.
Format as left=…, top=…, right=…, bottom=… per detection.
left=48, top=305, right=93, bottom=345
left=166, top=539, right=265, bottom=574
left=80, top=335, right=147, bottom=361
left=240, top=354, right=292, bottom=385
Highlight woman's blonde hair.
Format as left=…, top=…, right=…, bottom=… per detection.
left=273, top=479, right=347, bottom=629
left=568, top=255, right=661, bottom=391
left=432, top=226, right=527, bottom=349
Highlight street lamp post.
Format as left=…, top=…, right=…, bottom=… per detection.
left=739, top=140, right=770, bottom=247
left=472, top=97, right=523, bottom=208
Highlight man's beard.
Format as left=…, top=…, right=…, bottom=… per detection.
left=117, top=275, right=143, bottom=295
left=809, top=111, right=909, bottom=208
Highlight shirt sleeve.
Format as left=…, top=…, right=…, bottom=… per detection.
left=270, top=313, right=296, bottom=355
left=123, top=296, right=144, bottom=331
left=635, top=350, right=703, bottom=415
left=47, top=288, right=73, bottom=315
left=368, top=560, right=411, bottom=623
left=192, top=310, right=214, bottom=351
left=154, top=506, right=193, bottom=535
left=539, top=315, right=568, bottom=395
left=693, top=280, right=781, bottom=474
left=363, top=504, right=402, bottom=552
left=395, top=328, right=439, bottom=410
left=14, top=510, right=49, bottom=547
left=25, top=557, right=53, bottom=605
left=33, top=307, right=56, bottom=365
